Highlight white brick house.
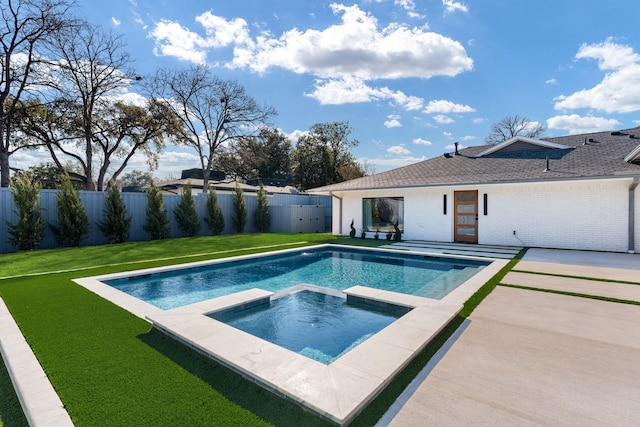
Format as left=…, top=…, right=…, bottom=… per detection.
left=310, top=127, right=640, bottom=253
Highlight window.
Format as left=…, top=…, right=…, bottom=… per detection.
left=362, top=197, right=404, bottom=232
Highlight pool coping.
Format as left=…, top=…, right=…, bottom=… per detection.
left=72, top=244, right=508, bottom=425
left=147, top=286, right=462, bottom=425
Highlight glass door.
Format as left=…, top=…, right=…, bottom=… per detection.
left=454, top=190, right=478, bottom=243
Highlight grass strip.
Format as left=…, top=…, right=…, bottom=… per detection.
left=499, top=283, right=640, bottom=306
left=510, top=269, right=640, bottom=286
left=0, top=351, right=29, bottom=427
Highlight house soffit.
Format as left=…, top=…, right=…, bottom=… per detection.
left=474, top=136, right=572, bottom=158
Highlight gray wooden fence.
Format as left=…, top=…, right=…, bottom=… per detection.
left=0, top=188, right=331, bottom=253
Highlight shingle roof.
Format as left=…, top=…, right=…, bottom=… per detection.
left=310, top=126, right=640, bottom=193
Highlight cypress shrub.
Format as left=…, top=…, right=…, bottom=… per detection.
left=143, top=182, right=171, bottom=240
left=98, top=184, right=132, bottom=244
left=50, top=174, right=90, bottom=247
left=174, top=182, right=200, bottom=237
left=6, top=172, right=45, bottom=250
left=253, top=183, right=270, bottom=232
left=232, top=182, right=247, bottom=233
left=204, top=187, right=225, bottom=235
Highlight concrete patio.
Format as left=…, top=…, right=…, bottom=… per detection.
left=380, top=248, right=640, bottom=426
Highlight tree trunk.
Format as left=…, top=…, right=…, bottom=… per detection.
left=0, top=120, right=11, bottom=187
left=0, top=146, right=10, bottom=188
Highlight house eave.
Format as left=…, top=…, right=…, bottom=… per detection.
left=308, top=174, right=636, bottom=195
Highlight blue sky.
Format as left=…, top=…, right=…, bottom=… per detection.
left=15, top=0, right=640, bottom=178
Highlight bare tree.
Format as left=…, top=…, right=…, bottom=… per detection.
left=14, top=96, right=181, bottom=190
left=0, top=0, right=75, bottom=187
left=46, top=21, right=135, bottom=190
left=484, top=114, right=546, bottom=145
left=147, top=64, right=277, bottom=193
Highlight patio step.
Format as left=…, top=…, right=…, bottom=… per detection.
left=381, top=241, right=521, bottom=259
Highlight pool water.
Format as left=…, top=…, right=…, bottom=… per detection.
left=105, top=246, right=488, bottom=310
left=210, top=290, right=410, bottom=364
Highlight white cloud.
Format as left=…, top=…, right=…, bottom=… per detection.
left=247, top=4, right=472, bottom=80
left=433, top=114, right=454, bottom=124
left=149, top=4, right=472, bottom=82
left=554, top=38, right=640, bottom=114
left=443, top=0, right=468, bottom=13
left=384, top=115, right=402, bottom=128
left=285, top=129, right=310, bottom=145
left=577, top=37, right=640, bottom=70
left=135, top=18, right=147, bottom=30
left=546, top=78, right=558, bottom=85
left=111, top=17, right=121, bottom=26
left=461, top=135, right=475, bottom=141
left=394, top=0, right=424, bottom=19
left=387, top=145, right=411, bottom=155
left=472, top=117, right=485, bottom=124
left=547, top=114, right=622, bottom=134
left=148, top=20, right=211, bottom=63
left=413, top=138, right=432, bottom=146
left=423, top=99, right=475, bottom=114
left=306, top=76, right=424, bottom=110
left=195, top=11, right=252, bottom=48
left=155, top=151, right=200, bottom=178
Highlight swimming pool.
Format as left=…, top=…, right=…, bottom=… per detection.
left=104, top=245, right=489, bottom=309
left=210, top=289, right=411, bottom=364
left=76, top=244, right=506, bottom=425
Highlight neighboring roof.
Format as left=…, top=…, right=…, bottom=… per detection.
left=309, top=127, right=640, bottom=193
left=157, top=178, right=304, bottom=195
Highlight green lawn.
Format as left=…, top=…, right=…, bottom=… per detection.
left=0, top=234, right=523, bottom=426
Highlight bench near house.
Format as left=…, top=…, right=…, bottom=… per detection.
left=309, top=127, right=640, bottom=253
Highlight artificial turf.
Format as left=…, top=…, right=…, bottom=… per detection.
left=0, top=234, right=336, bottom=427
left=0, top=235, right=524, bottom=426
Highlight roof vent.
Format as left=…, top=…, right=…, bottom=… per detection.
left=454, top=142, right=459, bottom=155
left=629, top=135, right=635, bottom=139
left=589, top=138, right=594, bottom=142
left=443, top=152, right=451, bottom=158
left=611, top=131, right=621, bottom=136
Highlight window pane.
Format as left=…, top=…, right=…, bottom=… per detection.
left=456, top=193, right=476, bottom=202
left=457, top=227, right=476, bottom=236
left=456, top=205, right=476, bottom=214
left=362, top=197, right=404, bottom=232
left=457, top=215, right=475, bottom=225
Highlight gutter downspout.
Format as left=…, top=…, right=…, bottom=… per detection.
left=331, top=192, right=342, bottom=235
left=629, top=177, right=639, bottom=253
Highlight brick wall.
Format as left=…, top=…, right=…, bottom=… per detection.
left=335, top=178, right=637, bottom=252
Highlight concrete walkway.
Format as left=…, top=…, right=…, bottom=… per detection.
left=381, top=249, right=640, bottom=426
